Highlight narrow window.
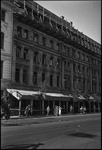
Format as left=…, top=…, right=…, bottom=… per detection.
left=23, top=69, right=28, bottom=83
left=50, top=75, right=53, bottom=87
left=16, top=46, right=21, bottom=58
left=15, top=68, right=20, bottom=82
left=23, top=48, right=28, bottom=60
left=34, top=52, right=38, bottom=63
left=17, top=26, right=22, bottom=36
left=50, top=40, right=54, bottom=48
left=50, top=57, right=53, bottom=66
left=24, top=29, right=28, bottom=39
left=1, top=61, right=3, bottom=79
left=42, top=73, right=45, bottom=83
left=34, top=33, right=38, bottom=43
left=42, top=37, right=46, bottom=46
left=42, top=54, right=46, bottom=64
left=56, top=43, right=60, bottom=51
left=1, top=9, right=5, bottom=22
left=33, top=72, right=37, bottom=85
left=1, top=32, right=4, bottom=49
left=57, top=75, right=59, bottom=87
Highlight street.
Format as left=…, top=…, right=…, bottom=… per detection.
left=1, top=114, right=101, bottom=149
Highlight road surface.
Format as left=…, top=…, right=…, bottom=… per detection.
left=1, top=114, right=101, bottom=149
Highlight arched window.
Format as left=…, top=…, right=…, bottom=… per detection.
left=1, top=32, right=4, bottom=49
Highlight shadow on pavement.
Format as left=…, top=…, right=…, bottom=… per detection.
left=69, top=132, right=97, bottom=138
left=2, top=143, right=44, bottom=149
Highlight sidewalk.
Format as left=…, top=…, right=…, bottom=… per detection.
left=1, top=113, right=100, bottom=127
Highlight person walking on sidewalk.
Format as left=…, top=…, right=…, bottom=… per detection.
left=46, top=106, right=50, bottom=116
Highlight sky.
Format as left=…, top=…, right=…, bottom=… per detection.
left=36, top=1, right=101, bottom=44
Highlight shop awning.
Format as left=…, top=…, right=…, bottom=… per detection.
left=7, top=89, right=73, bottom=101
left=44, top=93, right=72, bottom=101
left=7, top=89, right=41, bottom=100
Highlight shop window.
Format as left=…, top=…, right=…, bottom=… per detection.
left=50, top=75, right=53, bottom=87
left=15, top=68, right=20, bottom=83
left=1, top=32, right=4, bottom=49
left=1, top=9, right=5, bottom=22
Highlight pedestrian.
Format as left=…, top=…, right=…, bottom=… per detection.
left=83, top=106, right=86, bottom=114
left=58, top=106, right=62, bottom=116
left=93, top=105, right=96, bottom=113
left=46, top=106, right=50, bottom=116
left=80, top=106, right=83, bottom=114
left=24, top=105, right=30, bottom=116
left=70, top=105, right=73, bottom=114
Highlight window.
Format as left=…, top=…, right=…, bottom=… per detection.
left=50, top=56, right=53, bottom=66
left=68, top=75, right=71, bottom=90
left=66, top=47, right=70, bottom=55
left=42, top=54, right=46, bottom=64
left=86, top=55, right=89, bottom=61
left=68, top=62, right=70, bottom=71
left=1, top=9, right=5, bottom=22
left=50, top=75, right=53, bottom=87
left=1, top=61, right=3, bottom=79
left=34, top=52, right=38, bottom=63
left=56, top=59, right=60, bottom=67
left=23, top=69, right=28, bottom=83
left=17, top=26, right=22, bottom=36
left=63, top=46, right=66, bottom=53
left=1, top=32, right=4, bottom=49
left=56, top=43, right=60, bottom=51
left=33, top=72, right=37, bottom=85
left=57, top=75, right=60, bottom=87
left=72, top=49, right=75, bottom=57
left=50, top=40, right=54, bottom=48
left=82, top=53, right=85, bottom=60
left=42, top=73, right=45, bottom=83
left=42, top=37, right=46, bottom=46
left=73, top=64, right=75, bottom=73
left=82, top=66, right=85, bottom=74
left=78, top=65, right=81, bottom=73
left=16, top=46, right=21, bottom=58
left=34, top=33, right=38, bottom=43
left=15, top=68, right=20, bottom=82
left=64, top=61, right=66, bottom=67
left=64, top=75, right=67, bottom=89
left=24, top=29, right=28, bottom=39
left=76, top=51, right=80, bottom=58
left=23, top=48, right=28, bottom=60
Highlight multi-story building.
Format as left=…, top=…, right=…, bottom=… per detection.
left=1, top=0, right=101, bottom=116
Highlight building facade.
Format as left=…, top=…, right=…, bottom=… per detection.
left=1, top=0, right=101, bottom=115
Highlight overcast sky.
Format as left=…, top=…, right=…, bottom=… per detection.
left=36, top=1, right=101, bottom=44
